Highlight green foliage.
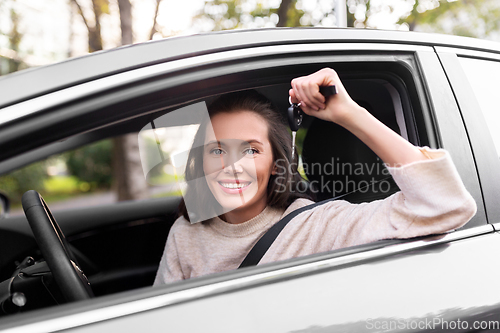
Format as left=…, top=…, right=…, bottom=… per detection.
left=194, top=0, right=303, bottom=30
left=43, top=175, right=82, bottom=194
left=346, top=0, right=372, bottom=28
left=284, top=2, right=305, bottom=27
left=0, top=139, right=113, bottom=206
left=65, top=139, right=113, bottom=190
left=0, top=161, right=47, bottom=203
left=398, top=0, right=500, bottom=38
left=398, top=0, right=461, bottom=31
left=345, top=0, right=500, bottom=39
left=9, top=8, right=22, bottom=51
left=97, top=0, right=110, bottom=15
left=1, top=1, right=27, bottom=74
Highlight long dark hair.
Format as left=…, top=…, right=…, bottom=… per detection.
left=178, top=90, right=313, bottom=222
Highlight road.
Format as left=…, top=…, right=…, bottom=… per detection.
left=9, top=184, right=180, bottom=216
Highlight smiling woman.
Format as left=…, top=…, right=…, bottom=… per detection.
left=178, top=90, right=312, bottom=225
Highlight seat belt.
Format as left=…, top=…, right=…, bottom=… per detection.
left=238, top=176, right=395, bottom=268
left=238, top=196, right=338, bottom=268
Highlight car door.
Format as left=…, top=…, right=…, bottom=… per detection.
left=436, top=45, right=500, bottom=227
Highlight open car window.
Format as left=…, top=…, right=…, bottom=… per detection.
left=139, top=79, right=409, bottom=210
left=2, top=77, right=407, bottom=213
left=0, top=74, right=412, bottom=284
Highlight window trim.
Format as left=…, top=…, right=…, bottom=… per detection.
left=0, top=43, right=432, bottom=128
left=0, top=49, right=427, bottom=166
left=435, top=47, right=500, bottom=225
left=417, top=49, right=486, bottom=227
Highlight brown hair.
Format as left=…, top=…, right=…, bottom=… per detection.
left=178, top=90, right=313, bottom=222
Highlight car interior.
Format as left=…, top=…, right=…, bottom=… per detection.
left=0, top=61, right=435, bottom=315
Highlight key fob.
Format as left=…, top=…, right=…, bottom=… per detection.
left=288, top=104, right=302, bottom=132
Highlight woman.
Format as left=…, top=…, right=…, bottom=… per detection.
left=154, top=68, right=476, bottom=284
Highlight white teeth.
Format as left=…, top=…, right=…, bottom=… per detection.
left=220, top=182, right=249, bottom=189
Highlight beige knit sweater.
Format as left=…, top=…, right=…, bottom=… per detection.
left=154, top=148, right=477, bottom=285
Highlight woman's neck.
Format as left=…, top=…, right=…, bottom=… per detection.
left=221, top=200, right=268, bottom=224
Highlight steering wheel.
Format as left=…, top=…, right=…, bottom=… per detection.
left=22, top=190, right=93, bottom=302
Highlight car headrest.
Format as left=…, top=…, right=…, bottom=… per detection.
left=302, top=83, right=401, bottom=202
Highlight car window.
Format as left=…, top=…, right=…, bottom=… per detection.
left=1, top=77, right=405, bottom=217
left=141, top=80, right=405, bottom=208
left=0, top=143, right=116, bottom=216
left=1, top=135, right=183, bottom=217
left=458, top=57, right=500, bottom=157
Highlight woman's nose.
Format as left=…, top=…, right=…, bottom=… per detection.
left=223, top=161, right=243, bottom=174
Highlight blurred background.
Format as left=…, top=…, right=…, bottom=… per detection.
left=1, top=0, right=500, bottom=213
left=2, top=0, right=500, bottom=73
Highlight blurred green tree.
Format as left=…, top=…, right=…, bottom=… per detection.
left=65, top=140, right=113, bottom=189
left=0, top=1, right=43, bottom=203
left=193, top=0, right=307, bottom=30
left=112, top=0, right=149, bottom=201
left=71, top=0, right=108, bottom=52
left=71, top=0, right=164, bottom=201
left=7, top=5, right=23, bottom=72
left=195, top=0, right=500, bottom=40
left=347, top=0, right=500, bottom=39
left=0, top=0, right=27, bottom=75
left=0, top=162, right=47, bottom=204
left=400, top=0, right=500, bottom=38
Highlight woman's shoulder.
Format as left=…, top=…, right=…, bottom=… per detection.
left=281, top=197, right=353, bottom=219
left=169, top=215, right=204, bottom=236
left=282, top=198, right=315, bottom=217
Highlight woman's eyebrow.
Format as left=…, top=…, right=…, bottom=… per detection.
left=205, top=139, right=263, bottom=146
left=243, top=139, right=264, bottom=146
left=205, top=140, right=224, bottom=146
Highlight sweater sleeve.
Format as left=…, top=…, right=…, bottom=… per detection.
left=153, top=219, right=185, bottom=285
left=306, top=147, right=477, bottom=250
left=383, top=147, right=477, bottom=235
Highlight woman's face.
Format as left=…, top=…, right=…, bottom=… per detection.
left=203, top=111, right=276, bottom=222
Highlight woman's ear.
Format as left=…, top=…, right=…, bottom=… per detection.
left=271, top=163, right=277, bottom=175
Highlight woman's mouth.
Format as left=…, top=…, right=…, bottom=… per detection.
left=217, top=181, right=251, bottom=193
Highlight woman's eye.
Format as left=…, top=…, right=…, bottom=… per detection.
left=244, top=148, right=258, bottom=155
left=210, top=148, right=224, bottom=155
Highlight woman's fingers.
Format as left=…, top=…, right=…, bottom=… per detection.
left=291, top=76, right=327, bottom=111
left=289, top=89, right=299, bottom=104
left=304, top=80, right=326, bottom=108
left=290, top=68, right=356, bottom=123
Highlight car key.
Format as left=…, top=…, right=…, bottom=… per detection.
left=288, top=85, right=337, bottom=160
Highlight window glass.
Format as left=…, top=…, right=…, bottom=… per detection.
left=0, top=128, right=196, bottom=216
left=138, top=124, right=199, bottom=194
left=0, top=80, right=404, bottom=217
left=0, top=102, right=211, bottom=217
left=0, top=138, right=126, bottom=216
left=459, top=56, right=500, bottom=157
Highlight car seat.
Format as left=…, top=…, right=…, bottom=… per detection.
left=301, top=80, right=401, bottom=203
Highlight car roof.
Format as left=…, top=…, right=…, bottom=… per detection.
left=1, top=27, right=500, bottom=109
